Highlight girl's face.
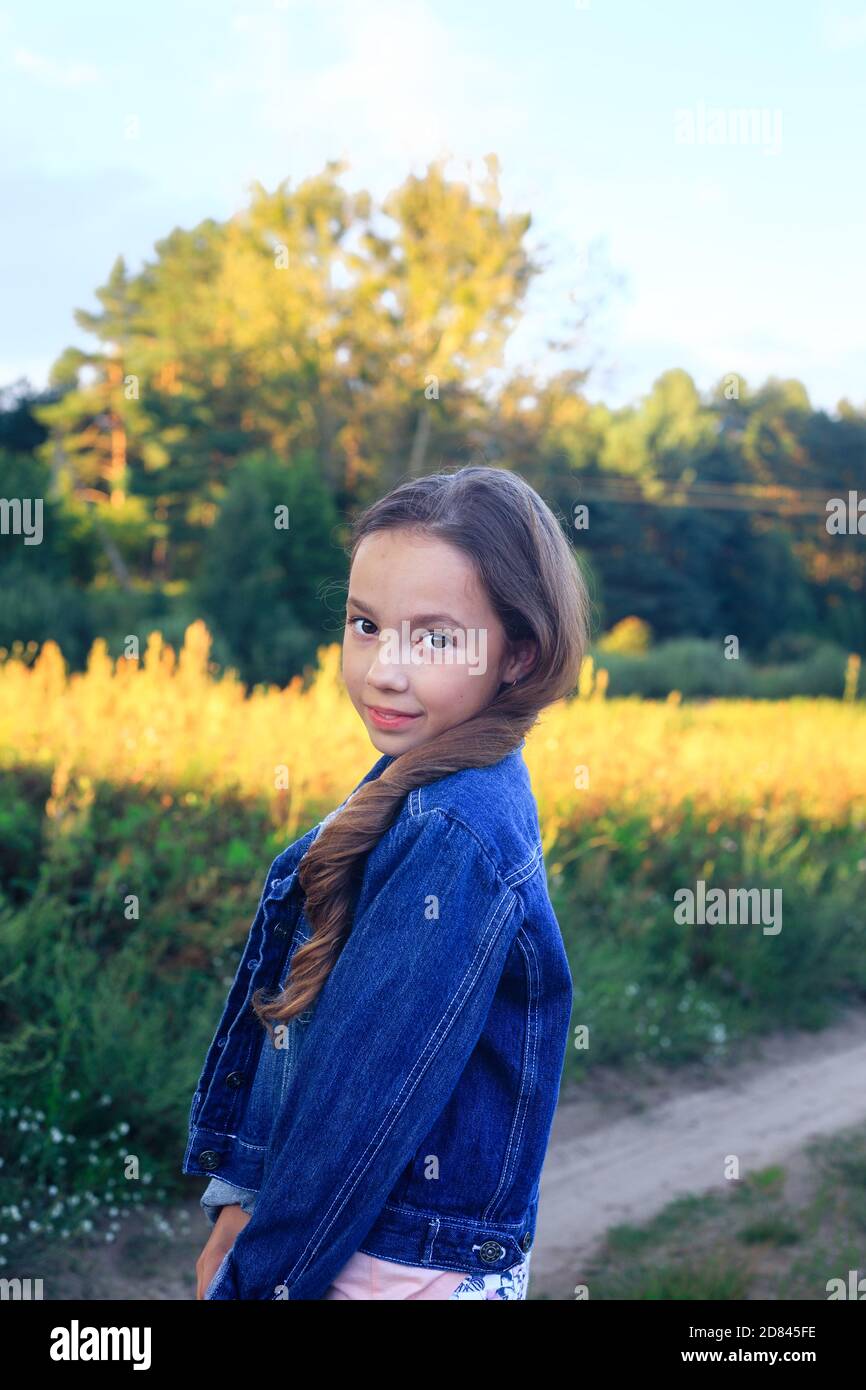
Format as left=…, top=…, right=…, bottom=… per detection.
left=342, top=528, right=536, bottom=755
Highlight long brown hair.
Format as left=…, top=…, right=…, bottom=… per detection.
left=252, top=465, right=591, bottom=1036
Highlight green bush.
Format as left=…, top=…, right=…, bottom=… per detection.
left=0, top=774, right=297, bottom=1264
left=591, top=637, right=857, bottom=700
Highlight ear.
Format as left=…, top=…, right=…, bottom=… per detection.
left=502, top=638, right=537, bottom=684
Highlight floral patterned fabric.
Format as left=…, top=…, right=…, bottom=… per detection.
left=449, top=1251, right=531, bottom=1300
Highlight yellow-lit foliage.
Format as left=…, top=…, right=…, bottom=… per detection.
left=1, top=622, right=864, bottom=848
left=597, top=615, right=652, bottom=654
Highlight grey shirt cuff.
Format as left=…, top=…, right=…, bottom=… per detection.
left=200, top=1176, right=258, bottom=1227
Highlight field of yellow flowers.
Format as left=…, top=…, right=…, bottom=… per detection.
left=1, top=620, right=864, bottom=850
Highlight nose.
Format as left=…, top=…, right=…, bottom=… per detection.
left=367, top=664, right=410, bottom=693
left=366, top=640, right=410, bottom=692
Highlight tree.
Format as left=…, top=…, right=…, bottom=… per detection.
left=36, top=158, right=543, bottom=567
left=196, top=449, right=343, bottom=687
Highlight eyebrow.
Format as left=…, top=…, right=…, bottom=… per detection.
left=346, top=596, right=465, bottom=628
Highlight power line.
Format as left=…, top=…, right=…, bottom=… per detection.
left=570, top=477, right=839, bottom=516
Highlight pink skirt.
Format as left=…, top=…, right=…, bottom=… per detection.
left=323, top=1250, right=469, bottom=1300
left=322, top=1248, right=532, bottom=1300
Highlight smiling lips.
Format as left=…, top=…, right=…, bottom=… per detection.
left=366, top=705, right=422, bottom=727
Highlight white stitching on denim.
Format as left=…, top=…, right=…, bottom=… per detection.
left=504, top=839, right=544, bottom=887
left=482, top=926, right=539, bottom=1219
left=381, top=1200, right=524, bottom=1230
left=235, top=1136, right=268, bottom=1151
left=410, top=799, right=541, bottom=890
left=192, top=1130, right=268, bottom=1151
left=410, top=764, right=543, bottom=886
left=355, top=1241, right=525, bottom=1274
left=278, top=838, right=519, bottom=1291
left=423, top=1217, right=439, bottom=1263
left=354, top=1245, right=476, bottom=1275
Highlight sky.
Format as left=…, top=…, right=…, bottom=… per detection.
left=1, top=0, right=864, bottom=416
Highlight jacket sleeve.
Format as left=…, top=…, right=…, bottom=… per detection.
left=200, top=1177, right=258, bottom=1228
left=203, top=807, right=523, bottom=1300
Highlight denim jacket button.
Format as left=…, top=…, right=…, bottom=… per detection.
left=225, top=1071, right=245, bottom=1089
left=479, top=1240, right=507, bottom=1264
left=199, top=1149, right=221, bottom=1170
left=521, top=1232, right=533, bottom=1253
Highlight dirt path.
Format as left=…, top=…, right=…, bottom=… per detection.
left=532, top=1006, right=866, bottom=1299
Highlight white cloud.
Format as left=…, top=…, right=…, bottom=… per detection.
left=210, top=0, right=525, bottom=170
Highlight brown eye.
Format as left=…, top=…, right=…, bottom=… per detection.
left=420, top=629, right=453, bottom=651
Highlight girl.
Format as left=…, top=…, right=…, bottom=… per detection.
left=189, top=464, right=590, bottom=1300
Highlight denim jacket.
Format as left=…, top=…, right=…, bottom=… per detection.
left=184, top=740, right=574, bottom=1300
